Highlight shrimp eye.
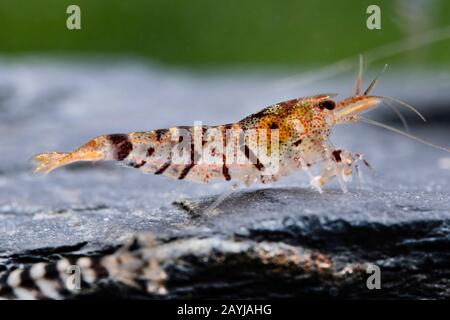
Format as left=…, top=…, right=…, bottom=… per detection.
left=319, top=99, right=336, bottom=110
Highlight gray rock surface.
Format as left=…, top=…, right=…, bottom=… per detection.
left=0, top=58, right=449, bottom=299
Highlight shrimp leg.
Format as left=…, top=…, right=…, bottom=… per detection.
left=203, top=183, right=239, bottom=215
left=313, top=148, right=367, bottom=192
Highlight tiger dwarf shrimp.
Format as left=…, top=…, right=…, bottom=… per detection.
left=33, top=63, right=449, bottom=194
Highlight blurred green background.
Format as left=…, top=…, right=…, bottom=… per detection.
left=0, top=0, right=449, bottom=66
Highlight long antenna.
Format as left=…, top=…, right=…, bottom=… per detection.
left=355, top=54, right=364, bottom=95
left=374, top=95, right=426, bottom=122
left=360, top=116, right=450, bottom=152
left=267, top=25, right=450, bottom=96
left=383, top=100, right=410, bottom=132
left=363, top=64, right=388, bottom=96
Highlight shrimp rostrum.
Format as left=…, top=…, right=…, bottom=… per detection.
left=33, top=63, right=449, bottom=193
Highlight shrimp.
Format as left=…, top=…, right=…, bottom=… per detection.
left=33, top=61, right=449, bottom=194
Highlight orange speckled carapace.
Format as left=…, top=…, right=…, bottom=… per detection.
left=33, top=61, right=449, bottom=194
